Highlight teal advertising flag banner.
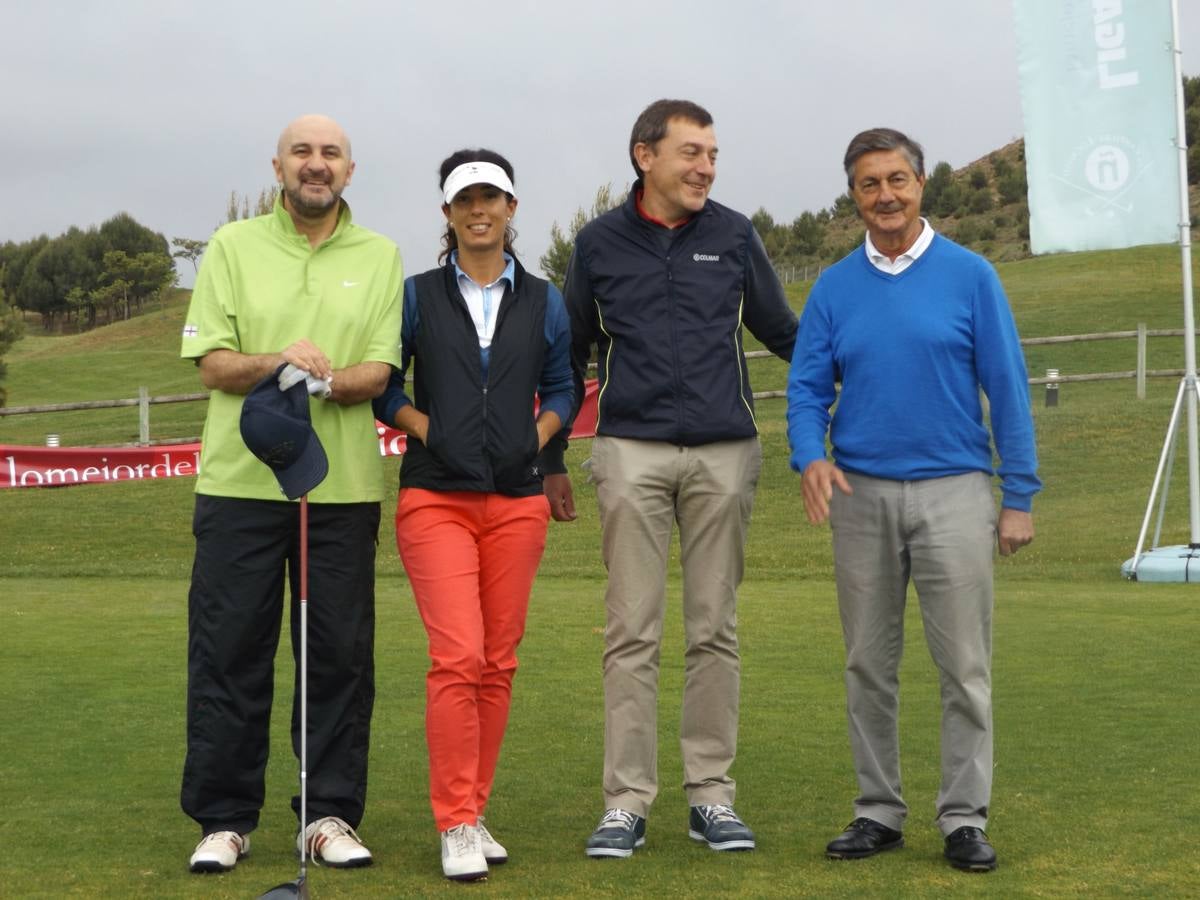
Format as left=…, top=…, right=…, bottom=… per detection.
left=1014, top=0, right=1180, bottom=254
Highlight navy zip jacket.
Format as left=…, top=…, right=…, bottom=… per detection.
left=373, top=258, right=573, bottom=497
left=561, top=184, right=797, bottom=447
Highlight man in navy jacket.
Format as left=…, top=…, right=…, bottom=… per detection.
left=559, top=98, right=797, bottom=859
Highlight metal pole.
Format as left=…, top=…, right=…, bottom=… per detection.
left=1130, top=378, right=1188, bottom=576
left=299, top=494, right=309, bottom=881
left=1169, top=0, right=1200, bottom=546
left=1152, top=408, right=1182, bottom=551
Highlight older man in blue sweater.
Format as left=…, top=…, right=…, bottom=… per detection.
left=787, top=128, right=1040, bottom=873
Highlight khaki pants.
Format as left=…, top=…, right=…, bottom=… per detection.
left=590, top=435, right=762, bottom=818
left=830, top=471, right=997, bottom=835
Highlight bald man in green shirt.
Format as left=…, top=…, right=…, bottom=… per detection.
left=180, top=114, right=402, bottom=874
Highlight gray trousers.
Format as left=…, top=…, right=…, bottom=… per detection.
left=830, top=471, right=996, bottom=835
left=591, top=435, right=762, bottom=818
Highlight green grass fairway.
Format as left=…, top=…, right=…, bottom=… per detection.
left=3, top=571, right=1197, bottom=898
left=2, top=243, right=1200, bottom=896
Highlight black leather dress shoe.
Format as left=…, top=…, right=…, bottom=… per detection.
left=825, top=817, right=904, bottom=859
left=944, top=826, right=997, bottom=871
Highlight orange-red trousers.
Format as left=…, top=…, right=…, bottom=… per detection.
left=395, top=488, right=550, bottom=831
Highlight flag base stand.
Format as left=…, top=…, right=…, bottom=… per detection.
left=1123, top=377, right=1200, bottom=583
left=1121, top=545, right=1200, bottom=582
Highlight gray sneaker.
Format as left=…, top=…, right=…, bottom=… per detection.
left=585, top=808, right=646, bottom=858
left=689, top=804, right=756, bottom=851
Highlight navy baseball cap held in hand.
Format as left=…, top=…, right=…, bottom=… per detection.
left=239, top=364, right=329, bottom=500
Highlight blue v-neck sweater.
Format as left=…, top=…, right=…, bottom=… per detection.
left=786, top=235, right=1040, bottom=511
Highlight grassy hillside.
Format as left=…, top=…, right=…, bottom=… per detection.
left=814, top=146, right=1200, bottom=268
left=3, top=241, right=1200, bottom=584
left=1, top=290, right=207, bottom=446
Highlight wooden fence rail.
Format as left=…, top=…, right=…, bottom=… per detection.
left=1, top=325, right=1193, bottom=444
left=1020, top=328, right=1195, bottom=345
left=0, top=392, right=206, bottom=416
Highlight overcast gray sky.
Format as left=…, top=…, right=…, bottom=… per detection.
left=4, top=1, right=1198, bottom=285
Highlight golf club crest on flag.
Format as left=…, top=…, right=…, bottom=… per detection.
left=240, top=364, right=326, bottom=899
left=240, top=364, right=329, bottom=501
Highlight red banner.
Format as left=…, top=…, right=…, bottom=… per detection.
left=1, top=444, right=203, bottom=488
left=1, top=380, right=599, bottom=489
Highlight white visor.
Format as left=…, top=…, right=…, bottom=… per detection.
left=442, top=161, right=515, bottom=205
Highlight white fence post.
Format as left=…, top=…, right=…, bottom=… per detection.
left=138, top=386, right=150, bottom=445
left=1137, top=322, right=1147, bottom=400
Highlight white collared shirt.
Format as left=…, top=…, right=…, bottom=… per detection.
left=452, top=251, right=515, bottom=349
left=864, top=218, right=935, bottom=275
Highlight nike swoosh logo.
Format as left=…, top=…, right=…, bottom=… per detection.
left=343, top=280, right=360, bottom=288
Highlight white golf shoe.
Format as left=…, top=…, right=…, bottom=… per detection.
left=477, top=817, right=508, bottom=864
left=189, top=831, right=248, bottom=872
left=441, top=823, right=488, bottom=881
left=298, top=816, right=373, bottom=867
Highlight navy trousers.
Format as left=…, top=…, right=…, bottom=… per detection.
left=180, top=494, right=379, bottom=836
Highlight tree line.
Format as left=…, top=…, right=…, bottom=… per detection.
left=0, top=187, right=278, bottom=404
left=0, top=213, right=176, bottom=332
left=0, top=185, right=278, bottom=339
left=536, top=153, right=1033, bottom=289
left=0, top=279, right=21, bottom=407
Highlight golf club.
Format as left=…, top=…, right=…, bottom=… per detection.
left=258, top=493, right=311, bottom=899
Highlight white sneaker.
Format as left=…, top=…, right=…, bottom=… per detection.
left=477, top=817, right=508, bottom=864
left=441, top=823, right=488, bottom=881
left=189, top=831, right=248, bottom=872
left=298, top=816, right=373, bottom=868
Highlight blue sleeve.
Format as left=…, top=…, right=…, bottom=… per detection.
left=371, top=277, right=420, bottom=426
left=973, top=264, right=1041, bottom=510
left=538, top=245, right=596, bottom=473
left=785, top=279, right=838, bottom=473
left=562, top=246, right=597, bottom=430
left=537, top=283, right=575, bottom=425
left=743, top=225, right=798, bottom=361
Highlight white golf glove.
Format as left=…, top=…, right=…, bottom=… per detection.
left=277, top=363, right=333, bottom=399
